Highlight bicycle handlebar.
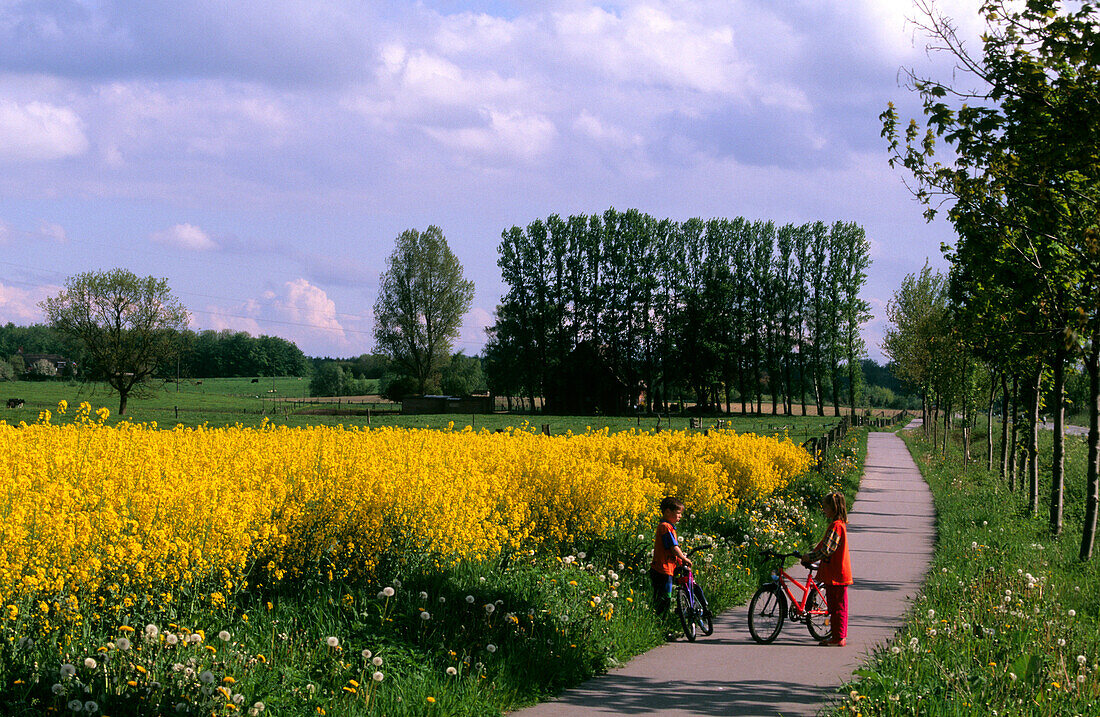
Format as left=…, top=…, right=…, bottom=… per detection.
left=684, top=544, right=714, bottom=557
left=758, top=549, right=802, bottom=561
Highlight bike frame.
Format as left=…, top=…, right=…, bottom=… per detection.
left=772, top=565, right=824, bottom=614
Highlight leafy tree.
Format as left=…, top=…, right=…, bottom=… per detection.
left=28, top=358, right=58, bottom=379
left=309, top=362, right=346, bottom=398
left=374, top=226, right=475, bottom=396
left=41, top=269, right=189, bottom=414
left=883, top=264, right=948, bottom=430
left=881, top=0, right=1100, bottom=550
left=441, top=352, right=485, bottom=396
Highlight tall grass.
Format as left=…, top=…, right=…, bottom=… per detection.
left=829, top=425, right=1100, bottom=716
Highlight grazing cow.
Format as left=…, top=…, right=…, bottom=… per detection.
left=251, top=378, right=259, bottom=383
left=6, top=398, right=24, bottom=409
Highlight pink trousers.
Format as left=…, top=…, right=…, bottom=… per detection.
left=825, top=584, right=848, bottom=641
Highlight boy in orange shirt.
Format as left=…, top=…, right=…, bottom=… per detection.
left=650, top=496, right=693, bottom=618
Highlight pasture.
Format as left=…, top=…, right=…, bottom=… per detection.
left=1, top=378, right=851, bottom=439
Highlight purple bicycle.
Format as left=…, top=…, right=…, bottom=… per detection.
left=673, top=544, right=714, bottom=641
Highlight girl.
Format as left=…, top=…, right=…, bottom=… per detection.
left=801, top=492, right=852, bottom=646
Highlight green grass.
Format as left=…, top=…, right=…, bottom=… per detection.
left=0, top=426, right=867, bottom=716
left=827, top=423, right=1100, bottom=716
left=6, top=378, right=845, bottom=439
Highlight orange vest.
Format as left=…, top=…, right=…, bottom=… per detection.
left=816, top=519, right=852, bottom=586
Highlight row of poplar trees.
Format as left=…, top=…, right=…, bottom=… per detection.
left=484, top=208, right=871, bottom=415
left=881, top=0, right=1100, bottom=559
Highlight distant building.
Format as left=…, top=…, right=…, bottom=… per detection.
left=402, top=395, right=493, bottom=415
left=19, top=353, right=77, bottom=375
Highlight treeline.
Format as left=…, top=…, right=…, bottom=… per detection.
left=0, top=324, right=310, bottom=379
left=485, top=208, right=872, bottom=414
left=180, top=330, right=309, bottom=378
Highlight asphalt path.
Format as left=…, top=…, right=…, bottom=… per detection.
left=1040, top=421, right=1088, bottom=436
left=511, top=431, right=935, bottom=717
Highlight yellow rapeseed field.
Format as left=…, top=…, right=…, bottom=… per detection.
left=0, top=402, right=810, bottom=626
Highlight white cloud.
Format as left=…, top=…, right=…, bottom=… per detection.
left=151, top=223, right=219, bottom=251
left=550, top=5, right=751, bottom=97
left=425, top=109, right=557, bottom=160
left=278, top=278, right=346, bottom=341
left=574, top=111, right=643, bottom=149
left=199, top=306, right=263, bottom=336
left=0, top=282, right=56, bottom=325
left=38, top=220, right=67, bottom=242
left=0, top=100, right=88, bottom=161
left=458, top=306, right=494, bottom=350
left=195, top=279, right=348, bottom=348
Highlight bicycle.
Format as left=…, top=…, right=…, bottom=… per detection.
left=673, top=544, right=714, bottom=641
left=747, top=549, right=831, bottom=644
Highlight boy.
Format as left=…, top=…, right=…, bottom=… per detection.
left=650, top=496, right=692, bottom=617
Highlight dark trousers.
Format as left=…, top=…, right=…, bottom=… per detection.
left=649, top=569, right=673, bottom=615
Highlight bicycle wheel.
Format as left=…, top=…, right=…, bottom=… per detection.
left=806, top=586, right=832, bottom=642
left=693, top=584, right=714, bottom=636
left=676, top=585, right=697, bottom=641
left=747, top=584, right=786, bottom=644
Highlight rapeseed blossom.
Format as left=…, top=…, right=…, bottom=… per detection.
left=0, top=417, right=809, bottom=623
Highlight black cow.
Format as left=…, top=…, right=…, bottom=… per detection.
left=6, top=398, right=24, bottom=409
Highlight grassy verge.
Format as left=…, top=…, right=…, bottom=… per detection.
left=828, top=425, right=1100, bottom=716
left=0, top=428, right=866, bottom=716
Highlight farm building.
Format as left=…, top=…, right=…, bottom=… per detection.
left=545, top=341, right=640, bottom=415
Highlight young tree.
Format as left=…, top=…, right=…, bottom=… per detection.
left=881, top=0, right=1100, bottom=553
left=41, top=269, right=190, bottom=414
left=373, top=226, right=475, bottom=395
left=882, top=264, right=948, bottom=432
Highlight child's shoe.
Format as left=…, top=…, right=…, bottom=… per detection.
left=819, top=639, right=846, bottom=647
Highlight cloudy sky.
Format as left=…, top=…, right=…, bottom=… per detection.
left=0, top=0, right=985, bottom=361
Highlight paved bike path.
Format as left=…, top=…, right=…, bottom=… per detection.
left=511, top=431, right=935, bottom=716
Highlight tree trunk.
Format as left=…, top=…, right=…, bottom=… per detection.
left=1000, top=373, right=1009, bottom=479
left=799, top=353, right=807, bottom=416
left=922, top=389, right=931, bottom=438
left=986, top=373, right=997, bottom=472
left=932, top=392, right=939, bottom=449
left=942, top=398, right=950, bottom=456
left=1051, top=343, right=1066, bottom=537
left=784, top=353, right=793, bottom=416
left=1080, top=334, right=1100, bottom=560
left=1027, top=366, right=1041, bottom=515
left=118, top=390, right=128, bottom=416
left=1009, top=375, right=1019, bottom=492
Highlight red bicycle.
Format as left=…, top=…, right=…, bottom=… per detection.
left=747, top=549, right=831, bottom=644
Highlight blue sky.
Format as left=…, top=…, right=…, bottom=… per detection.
left=0, top=0, right=983, bottom=361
